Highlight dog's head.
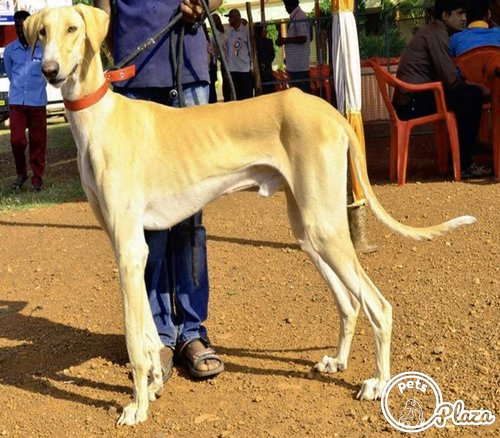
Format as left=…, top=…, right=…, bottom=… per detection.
left=24, top=5, right=109, bottom=87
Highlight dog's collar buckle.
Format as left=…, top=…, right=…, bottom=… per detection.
left=104, top=65, right=136, bottom=83
left=63, top=65, right=136, bottom=112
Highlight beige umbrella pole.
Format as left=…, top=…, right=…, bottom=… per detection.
left=331, top=0, right=375, bottom=253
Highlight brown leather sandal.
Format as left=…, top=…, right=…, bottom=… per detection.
left=177, top=338, right=224, bottom=379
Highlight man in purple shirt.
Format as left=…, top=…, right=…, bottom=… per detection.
left=4, top=10, right=47, bottom=193
left=96, top=0, right=224, bottom=381
left=394, top=0, right=489, bottom=179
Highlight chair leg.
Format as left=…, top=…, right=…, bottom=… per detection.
left=493, top=109, right=499, bottom=181
left=389, top=127, right=398, bottom=182
left=446, top=113, right=461, bottom=182
left=397, top=126, right=411, bottom=186
left=479, top=106, right=490, bottom=144
left=434, top=121, right=448, bottom=174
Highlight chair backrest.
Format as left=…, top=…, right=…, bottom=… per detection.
left=368, top=58, right=451, bottom=122
left=367, top=59, right=400, bottom=122
left=455, top=45, right=500, bottom=87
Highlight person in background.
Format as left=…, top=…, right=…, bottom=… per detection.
left=489, top=0, right=500, bottom=26
left=254, top=23, right=276, bottom=95
left=203, top=23, right=219, bottom=103
left=276, top=0, right=311, bottom=93
left=4, top=10, right=47, bottom=193
left=95, top=0, right=224, bottom=381
left=450, top=0, right=500, bottom=56
left=210, top=13, right=231, bottom=102
left=393, top=0, right=490, bottom=179
left=224, top=8, right=253, bottom=100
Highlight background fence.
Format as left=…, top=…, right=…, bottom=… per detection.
left=237, top=7, right=430, bottom=133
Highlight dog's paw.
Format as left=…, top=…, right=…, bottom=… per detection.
left=356, top=377, right=387, bottom=401
left=314, top=355, right=347, bottom=373
left=148, top=378, right=163, bottom=401
left=117, top=403, right=148, bottom=426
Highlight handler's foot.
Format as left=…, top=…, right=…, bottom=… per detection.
left=31, top=177, right=43, bottom=192
left=159, top=347, right=174, bottom=383
left=10, top=175, right=28, bottom=193
left=177, top=338, right=224, bottom=379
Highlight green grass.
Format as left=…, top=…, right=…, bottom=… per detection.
left=0, top=178, right=85, bottom=212
left=0, top=118, right=85, bottom=213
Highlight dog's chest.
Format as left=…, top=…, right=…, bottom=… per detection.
left=68, top=116, right=99, bottom=195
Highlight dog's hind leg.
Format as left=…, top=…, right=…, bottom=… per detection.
left=308, top=224, right=392, bottom=400
left=285, top=189, right=360, bottom=373
left=309, top=252, right=361, bottom=374
left=289, top=164, right=392, bottom=400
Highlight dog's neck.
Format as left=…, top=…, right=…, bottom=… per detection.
left=61, top=43, right=106, bottom=101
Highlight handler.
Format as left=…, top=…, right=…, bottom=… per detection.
left=95, top=0, right=224, bottom=380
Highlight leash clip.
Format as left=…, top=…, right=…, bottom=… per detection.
left=169, top=89, right=178, bottom=100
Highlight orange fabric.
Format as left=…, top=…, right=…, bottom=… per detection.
left=331, top=0, right=353, bottom=13
left=346, top=111, right=366, bottom=202
left=468, top=20, right=489, bottom=29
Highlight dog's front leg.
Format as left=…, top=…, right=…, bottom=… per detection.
left=110, top=225, right=157, bottom=426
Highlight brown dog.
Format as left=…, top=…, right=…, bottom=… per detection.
left=24, top=5, right=475, bottom=425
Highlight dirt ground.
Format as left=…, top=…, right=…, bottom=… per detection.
left=0, top=127, right=499, bottom=437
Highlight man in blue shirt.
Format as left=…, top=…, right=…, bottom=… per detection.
left=450, top=0, right=500, bottom=56
left=4, top=10, right=47, bottom=192
left=95, top=0, right=224, bottom=381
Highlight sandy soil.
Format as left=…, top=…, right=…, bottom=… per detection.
left=0, top=129, right=498, bottom=437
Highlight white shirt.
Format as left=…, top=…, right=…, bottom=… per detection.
left=225, top=24, right=252, bottom=72
left=285, top=6, right=310, bottom=72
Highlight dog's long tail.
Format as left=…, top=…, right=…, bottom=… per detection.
left=345, top=121, right=476, bottom=240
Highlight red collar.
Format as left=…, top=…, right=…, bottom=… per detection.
left=63, top=65, right=136, bottom=112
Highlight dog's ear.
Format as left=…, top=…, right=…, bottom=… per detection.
left=74, top=4, right=109, bottom=54
left=23, top=11, right=44, bottom=55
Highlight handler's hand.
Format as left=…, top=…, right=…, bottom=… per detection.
left=180, top=0, right=205, bottom=24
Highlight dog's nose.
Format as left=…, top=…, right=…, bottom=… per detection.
left=42, top=61, right=59, bottom=80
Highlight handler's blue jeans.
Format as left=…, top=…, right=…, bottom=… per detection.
left=115, top=83, right=210, bottom=348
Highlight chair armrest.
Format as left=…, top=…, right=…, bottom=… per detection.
left=393, top=79, right=443, bottom=93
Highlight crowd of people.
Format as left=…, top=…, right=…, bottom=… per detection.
left=3, top=0, right=500, bottom=390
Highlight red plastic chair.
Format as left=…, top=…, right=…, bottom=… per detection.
left=455, top=45, right=500, bottom=182
left=309, top=65, right=333, bottom=103
left=273, top=70, right=290, bottom=92
left=368, top=58, right=461, bottom=185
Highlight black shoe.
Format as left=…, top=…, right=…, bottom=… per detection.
left=31, top=182, right=43, bottom=192
left=10, top=175, right=28, bottom=193
left=461, top=163, right=492, bottom=179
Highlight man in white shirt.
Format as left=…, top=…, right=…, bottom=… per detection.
left=225, top=8, right=253, bottom=100
left=277, top=0, right=311, bottom=93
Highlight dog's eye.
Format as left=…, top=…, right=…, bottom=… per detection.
left=68, top=26, right=77, bottom=33
left=39, top=28, right=46, bottom=37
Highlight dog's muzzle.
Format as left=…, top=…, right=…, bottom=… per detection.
left=42, top=61, right=77, bottom=85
